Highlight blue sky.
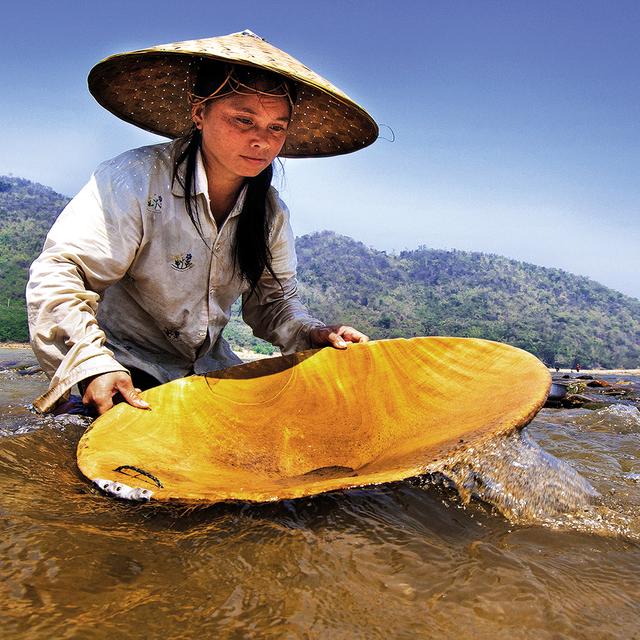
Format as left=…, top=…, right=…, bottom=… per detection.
left=2, top=1, right=639, bottom=299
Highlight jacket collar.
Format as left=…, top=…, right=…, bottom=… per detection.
left=170, top=141, right=248, bottom=220
left=170, top=141, right=208, bottom=198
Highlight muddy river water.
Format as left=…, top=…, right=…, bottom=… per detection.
left=1, top=348, right=639, bottom=639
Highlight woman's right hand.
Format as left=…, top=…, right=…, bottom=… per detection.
left=81, top=372, right=151, bottom=415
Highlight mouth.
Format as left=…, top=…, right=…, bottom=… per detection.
left=240, top=156, right=269, bottom=165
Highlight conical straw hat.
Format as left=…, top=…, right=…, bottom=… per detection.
left=88, top=29, right=378, bottom=158
left=76, top=337, right=551, bottom=505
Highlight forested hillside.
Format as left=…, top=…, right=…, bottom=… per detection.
left=295, top=232, right=640, bottom=369
left=0, top=177, right=70, bottom=340
left=1, top=176, right=639, bottom=368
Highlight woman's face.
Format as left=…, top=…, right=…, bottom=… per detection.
left=192, top=92, right=291, bottom=187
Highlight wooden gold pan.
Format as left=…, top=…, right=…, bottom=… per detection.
left=76, top=337, right=551, bottom=503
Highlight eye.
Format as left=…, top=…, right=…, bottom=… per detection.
left=270, top=124, right=287, bottom=134
left=235, top=117, right=253, bottom=126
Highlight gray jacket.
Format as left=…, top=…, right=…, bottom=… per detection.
left=27, top=141, right=323, bottom=412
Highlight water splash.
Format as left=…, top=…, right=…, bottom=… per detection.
left=433, top=431, right=597, bottom=519
left=0, top=403, right=92, bottom=438
left=429, top=429, right=640, bottom=540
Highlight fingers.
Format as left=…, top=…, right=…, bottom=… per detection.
left=310, top=325, right=371, bottom=349
left=81, top=372, right=151, bottom=416
left=326, top=328, right=349, bottom=349
left=116, top=378, right=151, bottom=411
left=338, top=326, right=370, bottom=344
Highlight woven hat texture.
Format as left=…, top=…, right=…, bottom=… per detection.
left=88, top=30, right=378, bottom=158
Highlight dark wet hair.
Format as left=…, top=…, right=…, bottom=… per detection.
left=172, top=63, right=297, bottom=298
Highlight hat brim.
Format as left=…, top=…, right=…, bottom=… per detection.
left=88, top=33, right=379, bottom=158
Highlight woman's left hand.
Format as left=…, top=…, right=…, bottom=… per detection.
left=309, top=325, right=370, bottom=350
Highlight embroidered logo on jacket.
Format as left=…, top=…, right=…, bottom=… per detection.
left=171, top=253, right=193, bottom=271
left=147, top=194, right=163, bottom=211
left=164, top=328, right=181, bottom=341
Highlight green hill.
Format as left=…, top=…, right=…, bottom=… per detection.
left=0, top=177, right=70, bottom=340
left=1, top=175, right=639, bottom=368
left=295, top=231, right=640, bottom=369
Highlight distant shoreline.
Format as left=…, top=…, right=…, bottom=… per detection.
left=0, top=342, right=273, bottom=363
left=0, top=342, right=30, bottom=350
left=551, top=367, right=640, bottom=376
left=2, top=341, right=637, bottom=375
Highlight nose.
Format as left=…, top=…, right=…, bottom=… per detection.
left=250, top=127, right=271, bottom=150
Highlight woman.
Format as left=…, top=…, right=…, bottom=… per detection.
left=27, top=30, right=378, bottom=415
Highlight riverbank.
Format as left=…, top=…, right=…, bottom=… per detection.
left=0, top=343, right=273, bottom=365
left=552, top=367, right=640, bottom=376
left=0, top=342, right=30, bottom=350
left=3, top=342, right=638, bottom=373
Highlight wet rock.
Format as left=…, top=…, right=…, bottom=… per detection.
left=601, top=388, right=628, bottom=397
left=587, top=379, right=611, bottom=388
left=560, top=394, right=593, bottom=408
left=548, top=382, right=568, bottom=400
left=544, top=375, right=638, bottom=409
left=16, top=365, right=43, bottom=376
left=577, top=375, right=594, bottom=380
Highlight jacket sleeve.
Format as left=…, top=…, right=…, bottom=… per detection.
left=241, top=193, right=324, bottom=354
left=26, top=162, right=143, bottom=412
